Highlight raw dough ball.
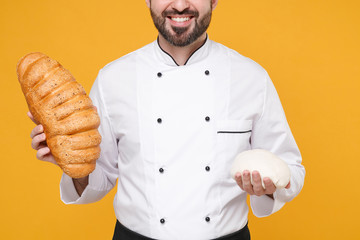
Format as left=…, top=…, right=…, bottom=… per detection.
left=230, top=149, right=291, bottom=189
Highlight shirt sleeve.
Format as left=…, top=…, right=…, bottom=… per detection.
left=249, top=73, right=305, bottom=217
left=60, top=69, right=119, bottom=204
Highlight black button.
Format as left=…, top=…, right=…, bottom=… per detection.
left=157, top=118, right=162, bottom=123
left=205, top=166, right=210, bottom=172
left=157, top=72, right=162, bottom=77
left=205, top=116, right=210, bottom=122
left=205, top=217, right=211, bottom=222
left=205, top=70, right=210, bottom=75
left=159, top=168, right=164, bottom=173
left=160, top=218, right=165, bottom=224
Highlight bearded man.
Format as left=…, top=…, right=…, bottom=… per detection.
left=29, top=0, right=305, bottom=239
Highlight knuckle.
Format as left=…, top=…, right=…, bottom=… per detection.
left=37, top=125, right=43, bottom=133
left=30, top=129, right=35, bottom=138
left=244, top=185, right=253, bottom=193
left=36, top=151, right=43, bottom=160
left=31, top=139, right=40, bottom=149
left=265, top=182, right=275, bottom=190
left=265, top=190, right=272, bottom=195
left=37, top=147, right=49, bottom=161
left=253, top=181, right=265, bottom=192
left=32, top=136, right=41, bottom=149
left=254, top=188, right=263, bottom=195
left=248, top=190, right=255, bottom=195
left=243, top=176, right=250, bottom=183
left=265, top=190, right=274, bottom=195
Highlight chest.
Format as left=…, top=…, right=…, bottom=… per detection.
left=107, top=62, right=262, bottom=170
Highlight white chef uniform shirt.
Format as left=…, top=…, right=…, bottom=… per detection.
left=60, top=37, right=305, bottom=240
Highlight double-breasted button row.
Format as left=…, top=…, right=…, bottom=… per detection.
left=156, top=70, right=210, bottom=78
left=159, top=217, right=211, bottom=225
left=156, top=117, right=211, bottom=123
left=158, top=166, right=209, bottom=174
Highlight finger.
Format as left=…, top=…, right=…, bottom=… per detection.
left=27, top=111, right=39, bottom=125
left=263, top=177, right=276, bottom=194
left=30, top=124, right=44, bottom=139
left=36, top=147, right=51, bottom=161
left=235, top=172, right=244, bottom=190
left=31, top=133, right=46, bottom=150
left=42, top=154, right=58, bottom=165
left=252, top=171, right=265, bottom=196
left=242, top=170, right=254, bottom=195
left=36, top=148, right=57, bottom=165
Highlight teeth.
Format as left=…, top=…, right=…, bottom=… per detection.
left=171, top=17, right=190, bottom=22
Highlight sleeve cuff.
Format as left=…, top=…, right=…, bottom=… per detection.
left=60, top=173, right=80, bottom=204
left=250, top=190, right=286, bottom=217
left=60, top=166, right=108, bottom=204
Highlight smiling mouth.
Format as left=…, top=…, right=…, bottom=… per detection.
left=169, top=16, right=192, bottom=23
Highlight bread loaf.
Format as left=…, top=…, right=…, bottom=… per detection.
left=17, top=52, right=101, bottom=178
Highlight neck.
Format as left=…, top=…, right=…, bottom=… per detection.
left=158, top=33, right=207, bottom=66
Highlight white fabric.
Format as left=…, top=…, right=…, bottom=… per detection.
left=60, top=38, right=305, bottom=240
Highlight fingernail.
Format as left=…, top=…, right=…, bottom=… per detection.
left=39, top=125, right=43, bottom=131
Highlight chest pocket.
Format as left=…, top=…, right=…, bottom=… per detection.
left=215, top=120, right=252, bottom=177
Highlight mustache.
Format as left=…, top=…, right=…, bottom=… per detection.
left=162, top=9, right=199, bottom=18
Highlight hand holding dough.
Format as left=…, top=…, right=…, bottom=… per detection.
left=230, top=149, right=291, bottom=189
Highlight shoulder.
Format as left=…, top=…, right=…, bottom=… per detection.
left=210, top=40, right=268, bottom=78
left=99, top=41, right=155, bottom=78
left=91, top=42, right=155, bottom=98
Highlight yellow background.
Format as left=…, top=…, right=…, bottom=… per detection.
left=1, top=0, right=359, bottom=239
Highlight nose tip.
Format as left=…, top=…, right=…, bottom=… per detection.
left=171, top=0, right=190, bottom=12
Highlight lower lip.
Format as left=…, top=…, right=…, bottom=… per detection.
left=168, top=17, right=194, bottom=27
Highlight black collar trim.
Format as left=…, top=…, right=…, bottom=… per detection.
left=157, top=34, right=208, bottom=66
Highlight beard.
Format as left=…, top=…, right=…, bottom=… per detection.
left=150, top=7, right=212, bottom=47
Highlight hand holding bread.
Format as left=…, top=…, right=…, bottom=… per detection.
left=17, top=52, right=101, bottom=178
left=28, top=111, right=56, bottom=165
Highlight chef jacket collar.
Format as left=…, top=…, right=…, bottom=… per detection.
left=155, top=34, right=210, bottom=66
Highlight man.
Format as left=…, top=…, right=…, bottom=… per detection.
left=29, top=0, right=305, bottom=239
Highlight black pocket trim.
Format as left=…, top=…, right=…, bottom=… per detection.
left=217, top=130, right=252, bottom=134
